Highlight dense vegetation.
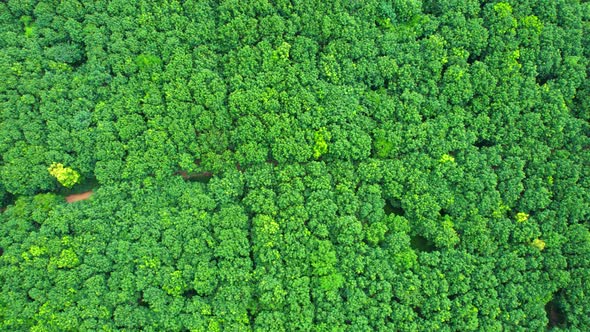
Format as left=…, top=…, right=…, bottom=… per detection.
left=1, top=0, right=589, bottom=330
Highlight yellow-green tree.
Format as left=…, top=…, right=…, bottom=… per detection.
left=313, top=128, right=330, bottom=159
left=48, top=163, right=80, bottom=188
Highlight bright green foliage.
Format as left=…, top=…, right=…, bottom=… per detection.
left=0, top=0, right=589, bottom=331
left=312, top=127, right=330, bottom=159
left=48, top=163, right=80, bottom=188
left=19, top=15, right=35, bottom=37
left=440, top=154, right=455, bottom=164
left=516, top=212, right=530, bottom=223
left=55, top=249, right=79, bottom=269
left=531, top=238, right=546, bottom=251
left=135, top=54, right=162, bottom=71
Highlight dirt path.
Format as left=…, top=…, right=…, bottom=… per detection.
left=66, top=191, right=93, bottom=203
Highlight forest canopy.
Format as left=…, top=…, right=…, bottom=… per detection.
left=1, top=0, right=589, bottom=331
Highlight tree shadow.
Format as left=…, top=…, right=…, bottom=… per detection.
left=545, top=298, right=566, bottom=329
left=175, top=170, right=213, bottom=184
left=57, top=175, right=100, bottom=196
left=1, top=192, right=17, bottom=212
left=384, top=199, right=405, bottom=216
left=474, top=139, right=495, bottom=149
left=410, top=235, right=435, bottom=252
left=183, top=289, right=197, bottom=299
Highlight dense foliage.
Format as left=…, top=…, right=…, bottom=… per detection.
left=1, top=0, right=589, bottom=330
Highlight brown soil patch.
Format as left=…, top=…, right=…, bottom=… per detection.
left=66, top=191, right=93, bottom=203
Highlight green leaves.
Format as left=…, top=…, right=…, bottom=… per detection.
left=48, top=163, right=81, bottom=188
left=1, top=144, right=53, bottom=195
left=135, top=54, right=162, bottom=71
left=312, top=127, right=330, bottom=159
left=0, top=0, right=588, bottom=330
